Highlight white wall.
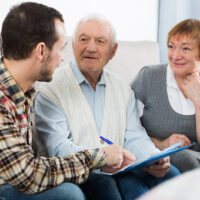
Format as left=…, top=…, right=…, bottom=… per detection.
left=0, top=0, right=158, bottom=41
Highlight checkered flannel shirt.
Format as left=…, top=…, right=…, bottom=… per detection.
left=0, top=58, right=106, bottom=194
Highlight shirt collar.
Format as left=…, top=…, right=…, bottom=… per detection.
left=0, top=58, right=35, bottom=105
left=167, top=64, right=179, bottom=90
left=70, top=60, right=106, bottom=86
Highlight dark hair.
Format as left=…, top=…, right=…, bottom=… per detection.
left=167, top=19, right=200, bottom=53
left=1, top=2, right=64, bottom=60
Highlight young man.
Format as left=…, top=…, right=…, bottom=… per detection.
left=34, top=14, right=180, bottom=200
left=0, top=3, right=134, bottom=200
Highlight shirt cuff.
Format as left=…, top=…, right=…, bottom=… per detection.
left=88, top=148, right=107, bottom=170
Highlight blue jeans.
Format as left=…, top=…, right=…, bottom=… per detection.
left=80, top=172, right=122, bottom=200
left=0, top=182, right=86, bottom=200
left=115, top=165, right=180, bottom=200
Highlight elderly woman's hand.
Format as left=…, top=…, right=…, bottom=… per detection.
left=182, top=67, right=200, bottom=106
left=151, top=134, right=191, bottom=150
left=163, top=133, right=191, bottom=148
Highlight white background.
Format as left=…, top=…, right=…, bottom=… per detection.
left=0, top=0, right=158, bottom=41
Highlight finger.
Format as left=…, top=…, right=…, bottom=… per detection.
left=173, top=134, right=191, bottom=145
left=158, top=157, right=167, bottom=164
left=194, top=69, right=200, bottom=76
left=157, top=157, right=169, bottom=165
left=112, top=153, right=123, bottom=168
left=146, top=164, right=163, bottom=170
left=147, top=161, right=170, bottom=170
left=143, top=168, right=167, bottom=177
left=194, top=65, right=200, bottom=74
left=183, top=79, right=188, bottom=85
left=158, top=161, right=170, bottom=169
left=157, top=159, right=164, bottom=165
left=102, top=166, right=117, bottom=173
left=112, top=160, right=123, bottom=169
left=177, top=135, right=191, bottom=146
left=185, top=75, right=192, bottom=80
left=122, top=149, right=136, bottom=162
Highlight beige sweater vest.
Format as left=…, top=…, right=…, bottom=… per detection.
left=39, top=65, right=132, bottom=148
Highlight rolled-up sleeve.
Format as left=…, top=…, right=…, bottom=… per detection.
left=0, top=104, right=107, bottom=194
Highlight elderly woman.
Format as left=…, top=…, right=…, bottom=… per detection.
left=132, top=19, right=200, bottom=173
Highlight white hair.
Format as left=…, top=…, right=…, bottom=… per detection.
left=72, top=13, right=117, bottom=47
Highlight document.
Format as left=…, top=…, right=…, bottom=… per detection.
left=104, top=142, right=195, bottom=176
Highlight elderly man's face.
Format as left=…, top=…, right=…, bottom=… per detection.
left=72, top=20, right=117, bottom=75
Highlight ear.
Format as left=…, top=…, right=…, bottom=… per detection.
left=34, top=42, right=48, bottom=61
left=110, top=43, right=118, bottom=59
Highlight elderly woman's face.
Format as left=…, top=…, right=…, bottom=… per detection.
left=168, top=34, right=200, bottom=77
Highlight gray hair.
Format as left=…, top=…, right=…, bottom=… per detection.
left=72, top=13, right=117, bottom=47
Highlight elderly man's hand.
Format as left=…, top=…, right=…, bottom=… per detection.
left=143, top=157, right=170, bottom=178
left=102, top=146, right=135, bottom=173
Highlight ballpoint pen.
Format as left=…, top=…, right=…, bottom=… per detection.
left=100, top=136, right=113, bottom=145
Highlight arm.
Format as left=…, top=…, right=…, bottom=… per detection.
left=34, top=92, right=87, bottom=157
left=1, top=103, right=129, bottom=194
left=151, top=137, right=166, bottom=150
left=125, top=94, right=172, bottom=177
left=124, top=93, right=160, bottom=159
left=130, top=67, right=171, bottom=177
left=124, top=93, right=171, bottom=177
left=195, top=105, right=200, bottom=144
left=0, top=104, right=107, bottom=194
left=182, top=69, right=200, bottom=144
left=134, top=87, right=191, bottom=151
left=132, top=66, right=191, bottom=150
left=151, top=134, right=191, bottom=150
left=102, top=147, right=136, bottom=173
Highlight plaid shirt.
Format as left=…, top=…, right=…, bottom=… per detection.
left=0, top=58, right=107, bottom=194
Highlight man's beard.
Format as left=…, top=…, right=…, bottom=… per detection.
left=39, top=65, right=52, bottom=82
left=38, top=56, right=53, bottom=82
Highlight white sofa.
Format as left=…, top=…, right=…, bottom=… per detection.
left=61, top=37, right=160, bottom=83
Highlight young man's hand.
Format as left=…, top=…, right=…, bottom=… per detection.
left=102, top=145, right=135, bottom=173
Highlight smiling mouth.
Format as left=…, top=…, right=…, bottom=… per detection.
left=83, top=56, right=97, bottom=59
left=83, top=56, right=98, bottom=60
left=173, top=62, right=186, bottom=67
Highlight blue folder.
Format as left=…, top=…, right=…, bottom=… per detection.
left=106, top=142, right=195, bottom=176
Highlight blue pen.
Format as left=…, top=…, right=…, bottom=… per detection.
left=100, top=136, right=113, bottom=145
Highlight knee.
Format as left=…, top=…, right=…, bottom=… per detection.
left=100, top=176, right=118, bottom=189
left=171, top=150, right=200, bottom=172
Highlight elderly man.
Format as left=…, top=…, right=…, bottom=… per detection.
left=34, top=14, right=180, bottom=200
left=0, top=3, right=133, bottom=200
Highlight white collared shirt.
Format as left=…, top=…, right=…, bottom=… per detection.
left=137, top=64, right=195, bottom=117
left=166, top=64, right=195, bottom=115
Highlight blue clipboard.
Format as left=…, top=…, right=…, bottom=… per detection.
left=106, top=142, right=195, bottom=176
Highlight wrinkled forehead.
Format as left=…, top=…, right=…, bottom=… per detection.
left=76, top=20, right=112, bottom=40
